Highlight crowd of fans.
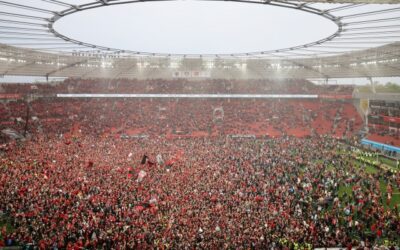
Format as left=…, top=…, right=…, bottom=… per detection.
left=0, top=79, right=359, bottom=141
left=1, top=79, right=398, bottom=249
left=1, top=98, right=362, bottom=140
left=1, top=135, right=399, bottom=249
left=0, top=78, right=354, bottom=95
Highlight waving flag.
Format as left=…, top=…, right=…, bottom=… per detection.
left=1, top=128, right=24, bottom=140
left=137, top=170, right=147, bottom=182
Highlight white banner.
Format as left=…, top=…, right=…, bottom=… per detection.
left=172, top=71, right=211, bottom=78
left=57, top=94, right=319, bottom=99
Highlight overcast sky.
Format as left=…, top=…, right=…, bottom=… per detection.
left=52, top=2, right=399, bottom=55
left=2, top=0, right=398, bottom=56
left=54, top=1, right=337, bottom=54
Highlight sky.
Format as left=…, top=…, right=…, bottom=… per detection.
left=1, top=0, right=398, bottom=56
left=54, top=1, right=337, bottom=55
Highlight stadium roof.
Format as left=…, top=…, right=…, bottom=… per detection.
left=1, top=42, right=398, bottom=79
left=300, top=0, right=400, bottom=3
left=299, top=0, right=400, bottom=3
left=0, top=0, right=399, bottom=79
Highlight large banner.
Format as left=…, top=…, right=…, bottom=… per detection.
left=382, top=115, right=400, bottom=124
left=172, top=71, right=211, bottom=78
left=360, top=99, right=369, bottom=115
left=0, top=93, right=22, bottom=99
left=361, top=138, right=400, bottom=153
left=318, top=94, right=352, bottom=99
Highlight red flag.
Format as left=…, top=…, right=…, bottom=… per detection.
left=255, top=196, right=264, bottom=202
left=210, top=195, right=218, bottom=202
left=166, top=149, right=185, bottom=166
left=135, top=206, right=145, bottom=213
left=150, top=206, right=158, bottom=215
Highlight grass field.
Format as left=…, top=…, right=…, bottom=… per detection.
left=379, top=156, right=396, bottom=166
left=328, top=147, right=400, bottom=210
left=339, top=159, right=400, bottom=209
left=360, top=155, right=399, bottom=173
left=0, top=219, right=13, bottom=241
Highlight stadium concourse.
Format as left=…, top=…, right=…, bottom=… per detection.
left=0, top=79, right=399, bottom=249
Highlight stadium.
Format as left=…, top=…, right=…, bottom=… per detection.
left=0, top=0, right=400, bottom=249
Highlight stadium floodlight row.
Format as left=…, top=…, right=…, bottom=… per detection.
left=0, top=42, right=399, bottom=79
left=0, top=0, right=399, bottom=79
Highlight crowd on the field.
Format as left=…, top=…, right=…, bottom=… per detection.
left=0, top=80, right=398, bottom=249
left=0, top=135, right=399, bottom=249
